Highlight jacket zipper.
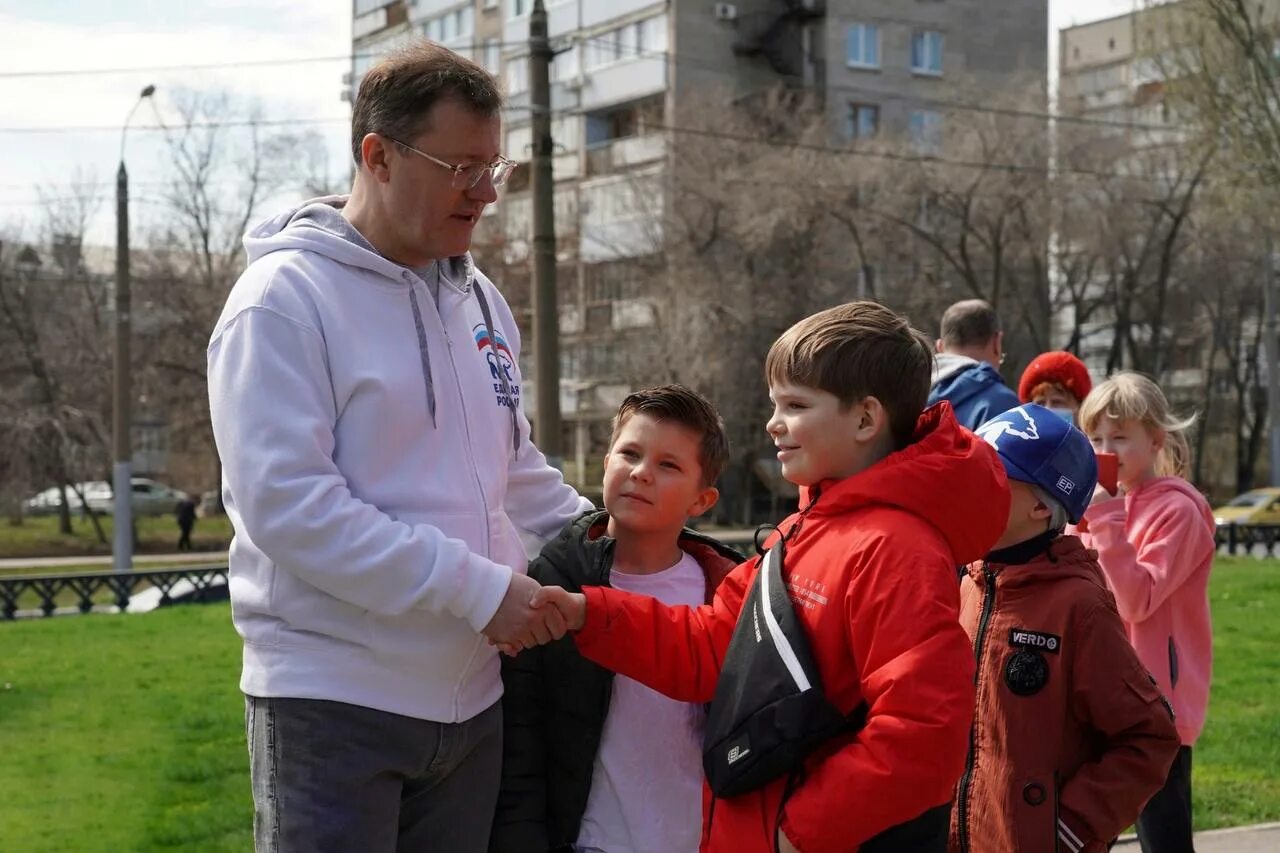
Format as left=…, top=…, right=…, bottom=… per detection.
left=957, top=563, right=998, bottom=853
left=434, top=289, right=496, bottom=719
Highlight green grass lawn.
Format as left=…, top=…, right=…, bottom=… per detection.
left=0, top=514, right=233, bottom=559
left=0, top=558, right=1276, bottom=850
left=0, top=604, right=249, bottom=851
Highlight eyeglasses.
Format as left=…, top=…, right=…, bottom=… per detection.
left=384, top=136, right=516, bottom=190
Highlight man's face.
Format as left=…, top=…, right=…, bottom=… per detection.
left=383, top=98, right=501, bottom=265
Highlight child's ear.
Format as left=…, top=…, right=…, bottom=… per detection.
left=854, top=396, right=887, bottom=443
left=687, top=486, right=719, bottom=519
left=1029, top=500, right=1053, bottom=522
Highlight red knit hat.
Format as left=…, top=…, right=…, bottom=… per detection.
left=1018, top=351, right=1093, bottom=404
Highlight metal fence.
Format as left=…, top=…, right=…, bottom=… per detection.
left=0, top=566, right=228, bottom=620
left=1216, top=523, right=1280, bottom=558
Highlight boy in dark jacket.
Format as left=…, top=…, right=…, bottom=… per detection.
left=525, top=302, right=1011, bottom=853
left=949, top=405, right=1180, bottom=853
left=490, top=385, right=740, bottom=853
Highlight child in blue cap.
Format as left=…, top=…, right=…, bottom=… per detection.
left=948, top=404, right=1181, bottom=853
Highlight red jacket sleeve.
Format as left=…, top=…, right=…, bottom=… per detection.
left=1082, top=495, right=1214, bottom=624
left=1057, top=603, right=1180, bottom=848
left=780, top=546, right=976, bottom=852
left=572, top=558, right=755, bottom=702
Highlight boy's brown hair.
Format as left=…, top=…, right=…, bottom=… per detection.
left=350, top=40, right=503, bottom=167
left=765, top=301, right=933, bottom=448
left=609, top=385, right=730, bottom=487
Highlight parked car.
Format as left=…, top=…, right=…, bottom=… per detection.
left=22, top=478, right=189, bottom=518
left=1212, top=487, right=1280, bottom=526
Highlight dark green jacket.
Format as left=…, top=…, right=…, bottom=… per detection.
left=489, top=509, right=742, bottom=853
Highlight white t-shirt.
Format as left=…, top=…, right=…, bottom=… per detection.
left=575, top=551, right=708, bottom=853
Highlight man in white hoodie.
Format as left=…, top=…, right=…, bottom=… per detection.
left=207, top=42, right=591, bottom=853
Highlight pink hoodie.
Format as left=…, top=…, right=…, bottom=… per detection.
left=1077, top=477, right=1215, bottom=745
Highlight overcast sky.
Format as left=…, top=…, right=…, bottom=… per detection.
left=0, top=0, right=1141, bottom=248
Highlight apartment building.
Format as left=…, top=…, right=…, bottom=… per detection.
left=349, top=1, right=1050, bottom=487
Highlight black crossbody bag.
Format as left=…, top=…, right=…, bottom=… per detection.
left=702, top=536, right=866, bottom=799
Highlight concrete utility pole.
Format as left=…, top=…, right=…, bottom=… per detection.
left=1266, top=231, right=1280, bottom=487
left=530, top=0, right=562, bottom=466
left=114, top=84, right=155, bottom=571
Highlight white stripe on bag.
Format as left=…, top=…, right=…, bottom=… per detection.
left=759, top=548, right=811, bottom=692
left=1058, top=819, right=1083, bottom=852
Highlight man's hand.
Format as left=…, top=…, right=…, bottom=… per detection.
left=531, top=586, right=586, bottom=631
left=481, top=572, right=568, bottom=651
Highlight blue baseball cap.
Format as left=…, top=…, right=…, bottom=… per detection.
left=975, top=404, right=1099, bottom=523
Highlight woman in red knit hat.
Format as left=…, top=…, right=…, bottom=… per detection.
left=1018, top=351, right=1093, bottom=424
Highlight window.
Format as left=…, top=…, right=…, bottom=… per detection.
left=911, top=30, right=944, bottom=75
left=483, top=38, right=500, bottom=74
left=484, top=0, right=499, bottom=9
left=506, top=56, right=528, bottom=94
left=355, top=0, right=385, bottom=15
left=846, top=24, right=880, bottom=68
left=845, top=103, right=879, bottom=139
left=552, top=43, right=580, bottom=82
left=909, top=110, right=943, bottom=153
left=421, top=5, right=472, bottom=45
left=510, top=0, right=529, bottom=18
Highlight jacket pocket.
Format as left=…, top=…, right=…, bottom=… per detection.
left=1168, top=636, right=1179, bottom=688
left=1012, top=776, right=1057, bottom=852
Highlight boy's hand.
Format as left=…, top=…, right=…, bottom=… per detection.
left=777, top=828, right=799, bottom=853
left=532, top=586, right=587, bottom=631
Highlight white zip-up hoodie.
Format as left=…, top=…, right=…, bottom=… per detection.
left=208, top=198, right=591, bottom=723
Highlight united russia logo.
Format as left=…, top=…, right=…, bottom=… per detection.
left=474, top=324, right=520, bottom=409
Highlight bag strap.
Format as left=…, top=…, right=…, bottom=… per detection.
left=472, top=281, right=521, bottom=457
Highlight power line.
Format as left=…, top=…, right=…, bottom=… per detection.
left=0, top=32, right=1184, bottom=134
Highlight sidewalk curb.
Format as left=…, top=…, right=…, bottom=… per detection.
left=1115, top=822, right=1280, bottom=845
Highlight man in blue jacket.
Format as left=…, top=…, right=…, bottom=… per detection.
left=928, top=299, right=1019, bottom=430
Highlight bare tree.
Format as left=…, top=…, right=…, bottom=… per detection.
left=135, top=89, right=321, bottom=494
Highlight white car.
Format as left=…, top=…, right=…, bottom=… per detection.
left=23, top=478, right=189, bottom=518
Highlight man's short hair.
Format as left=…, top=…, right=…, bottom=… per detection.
left=940, top=299, right=1002, bottom=349
left=765, top=301, right=933, bottom=449
left=609, top=385, right=730, bottom=487
left=350, top=41, right=503, bottom=167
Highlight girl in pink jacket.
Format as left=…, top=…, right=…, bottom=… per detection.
left=1077, top=372, right=1214, bottom=853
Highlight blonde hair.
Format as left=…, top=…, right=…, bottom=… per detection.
left=1078, top=372, right=1196, bottom=479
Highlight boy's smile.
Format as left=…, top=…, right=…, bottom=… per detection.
left=766, top=381, right=885, bottom=487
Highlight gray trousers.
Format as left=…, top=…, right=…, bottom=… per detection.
left=245, top=695, right=503, bottom=853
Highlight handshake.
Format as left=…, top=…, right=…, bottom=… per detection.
left=480, top=572, right=587, bottom=656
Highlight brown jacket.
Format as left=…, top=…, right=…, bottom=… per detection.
left=948, top=535, right=1180, bottom=853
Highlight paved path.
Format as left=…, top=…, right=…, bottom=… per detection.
left=1116, top=823, right=1280, bottom=851
left=0, top=551, right=227, bottom=570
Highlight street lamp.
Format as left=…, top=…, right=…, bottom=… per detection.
left=114, top=83, right=155, bottom=572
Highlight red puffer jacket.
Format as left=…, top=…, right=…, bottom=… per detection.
left=573, top=403, right=1010, bottom=852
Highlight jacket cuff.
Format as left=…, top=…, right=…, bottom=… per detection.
left=1057, top=814, right=1093, bottom=853
left=576, top=585, right=611, bottom=645
left=461, top=559, right=514, bottom=633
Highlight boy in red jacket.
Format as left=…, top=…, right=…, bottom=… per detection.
left=524, top=302, right=1011, bottom=852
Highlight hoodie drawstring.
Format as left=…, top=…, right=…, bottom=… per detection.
left=407, top=287, right=437, bottom=427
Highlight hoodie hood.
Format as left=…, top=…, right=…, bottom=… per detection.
left=1129, top=475, right=1214, bottom=523
left=930, top=357, right=1007, bottom=407
left=243, top=195, right=475, bottom=290
left=932, top=352, right=978, bottom=384
left=966, top=534, right=1106, bottom=592
left=799, top=402, right=1011, bottom=566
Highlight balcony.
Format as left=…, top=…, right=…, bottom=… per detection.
left=584, top=134, right=666, bottom=177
